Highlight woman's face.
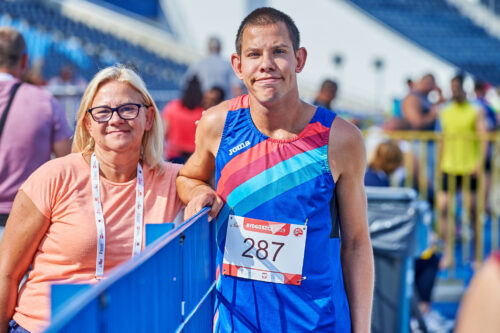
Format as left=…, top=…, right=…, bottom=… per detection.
left=85, top=80, right=154, bottom=155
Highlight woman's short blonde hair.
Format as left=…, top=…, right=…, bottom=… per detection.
left=72, top=65, right=164, bottom=172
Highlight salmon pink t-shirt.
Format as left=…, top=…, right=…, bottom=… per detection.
left=13, top=153, right=183, bottom=332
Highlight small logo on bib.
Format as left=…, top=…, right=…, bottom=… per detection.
left=293, top=228, right=304, bottom=237
left=229, top=140, right=250, bottom=156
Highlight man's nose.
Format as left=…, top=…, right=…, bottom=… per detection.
left=259, top=52, right=276, bottom=72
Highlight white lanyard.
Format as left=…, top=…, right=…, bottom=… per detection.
left=90, top=153, right=144, bottom=278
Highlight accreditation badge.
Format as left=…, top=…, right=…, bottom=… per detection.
left=222, top=215, right=307, bottom=285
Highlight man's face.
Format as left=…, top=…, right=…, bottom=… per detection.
left=420, top=76, right=435, bottom=94
left=231, top=22, right=306, bottom=106
left=61, top=66, right=74, bottom=82
left=451, top=79, right=465, bottom=101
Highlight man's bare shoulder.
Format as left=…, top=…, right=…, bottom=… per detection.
left=202, top=100, right=231, bottom=125
left=402, top=93, right=419, bottom=107
left=194, top=100, right=232, bottom=155
left=328, top=117, right=365, bottom=180
left=197, top=100, right=231, bottom=137
left=329, top=116, right=364, bottom=150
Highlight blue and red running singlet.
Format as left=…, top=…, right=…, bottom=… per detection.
left=213, top=95, right=351, bottom=332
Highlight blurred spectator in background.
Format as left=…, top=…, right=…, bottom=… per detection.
left=47, top=64, right=87, bottom=128
left=406, top=77, right=414, bottom=91
left=313, top=79, right=337, bottom=110
left=22, top=60, right=46, bottom=86
left=437, top=73, right=487, bottom=268
left=384, top=77, right=415, bottom=130
left=401, top=73, right=443, bottom=130
left=184, top=36, right=240, bottom=98
left=162, top=75, right=204, bottom=163
left=48, top=64, right=86, bottom=88
left=364, top=140, right=403, bottom=187
left=202, top=85, right=225, bottom=109
left=474, top=80, right=498, bottom=213
left=313, top=79, right=361, bottom=127
left=384, top=74, right=444, bottom=205
left=0, top=27, right=71, bottom=236
left=474, top=80, right=498, bottom=131
left=455, top=252, right=500, bottom=332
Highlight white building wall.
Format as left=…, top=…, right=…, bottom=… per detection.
left=166, top=0, right=459, bottom=114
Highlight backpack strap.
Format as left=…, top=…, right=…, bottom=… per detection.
left=0, top=82, right=22, bottom=141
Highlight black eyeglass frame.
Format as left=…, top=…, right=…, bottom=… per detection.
left=87, top=103, right=148, bottom=123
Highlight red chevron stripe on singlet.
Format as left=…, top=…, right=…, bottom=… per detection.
left=228, top=94, right=249, bottom=111
left=216, top=125, right=329, bottom=199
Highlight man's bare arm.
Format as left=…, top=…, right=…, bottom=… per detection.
left=328, top=118, right=374, bottom=333
left=402, top=95, right=436, bottom=129
left=176, top=101, right=230, bottom=220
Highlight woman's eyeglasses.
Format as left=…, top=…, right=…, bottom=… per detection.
left=87, top=103, right=147, bottom=123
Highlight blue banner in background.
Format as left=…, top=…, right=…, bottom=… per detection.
left=99, top=0, right=159, bottom=18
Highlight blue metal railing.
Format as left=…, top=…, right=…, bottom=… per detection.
left=46, top=208, right=215, bottom=333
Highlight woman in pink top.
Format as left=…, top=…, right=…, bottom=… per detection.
left=162, top=75, right=204, bottom=163
left=0, top=65, right=183, bottom=333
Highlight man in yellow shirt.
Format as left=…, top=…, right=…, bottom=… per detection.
left=438, top=73, right=487, bottom=268
left=440, top=75, right=486, bottom=177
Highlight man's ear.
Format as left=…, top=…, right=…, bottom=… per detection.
left=295, top=47, right=307, bottom=73
left=231, top=53, right=244, bottom=80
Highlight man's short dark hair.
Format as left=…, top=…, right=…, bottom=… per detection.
left=235, top=7, right=300, bottom=55
left=0, top=27, right=26, bottom=68
left=474, top=80, right=486, bottom=92
left=452, top=73, right=464, bottom=87
left=421, top=73, right=435, bottom=82
left=209, top=85, right=225, bottom=103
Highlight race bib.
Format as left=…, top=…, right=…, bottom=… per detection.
left=222, top=215, right=307, bottom=285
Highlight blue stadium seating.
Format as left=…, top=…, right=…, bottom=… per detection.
left=480, top=0, right=500, bottom=16
left=0, top=0, right=187, bottom=90
left=350, top=0, right=500, bottom=84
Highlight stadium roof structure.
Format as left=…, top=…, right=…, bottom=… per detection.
left=349, top=0, right=500, bottom=85
left=0, top=0, right=195, bottom=91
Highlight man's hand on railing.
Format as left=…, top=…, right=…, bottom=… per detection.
left=184, top=188, right=223, bottom=222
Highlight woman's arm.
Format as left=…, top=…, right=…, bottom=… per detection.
left=0, top=190, right=50, bottom=332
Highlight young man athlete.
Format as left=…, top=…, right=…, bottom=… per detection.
left=177, top=7, right=374, bottom=332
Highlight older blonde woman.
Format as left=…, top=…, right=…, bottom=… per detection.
left=0, top=65, right=183, bottom=333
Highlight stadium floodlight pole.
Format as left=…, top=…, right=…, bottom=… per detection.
left=373, top=57, right=385, bottom=113
left=331, top=53, right=344, bottom=86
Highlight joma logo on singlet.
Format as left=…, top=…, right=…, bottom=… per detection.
left=229, top=141, right=250, bottom=156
